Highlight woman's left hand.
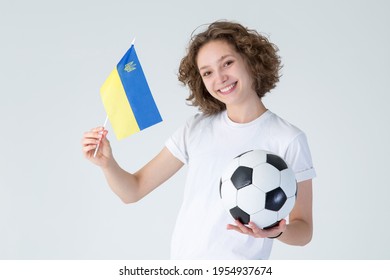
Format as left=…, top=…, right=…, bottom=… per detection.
left=227, top=219, right=287, bottom=239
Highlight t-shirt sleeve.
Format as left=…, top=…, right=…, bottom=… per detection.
left=285, top=132, right=316, bottom=183
left=165, top=118, right=191, bottom=165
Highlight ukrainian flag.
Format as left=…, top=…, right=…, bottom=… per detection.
left=100, top=44, right=162, bottom=140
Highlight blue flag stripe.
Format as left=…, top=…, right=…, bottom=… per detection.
left=116, top=46, right=162, bottom=130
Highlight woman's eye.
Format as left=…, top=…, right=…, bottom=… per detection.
left=202, top=71, right=211, bottom=77
left=224, top=60, right=234, bottom=67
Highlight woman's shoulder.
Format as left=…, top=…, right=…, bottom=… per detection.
left=185, top=111, right=223, bottom=127
left=267, top=111, right=305, bottom=140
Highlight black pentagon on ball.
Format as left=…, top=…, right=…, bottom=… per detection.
left=231, top=166, right=253, bottom=190
left=229, top=206, right=250, bottom=224
left=266, top=154, right=288, bottom=171
left=265, top=187, right=287, bottom=211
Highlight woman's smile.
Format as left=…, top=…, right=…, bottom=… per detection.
left=218, top=81, right=237, bottom=95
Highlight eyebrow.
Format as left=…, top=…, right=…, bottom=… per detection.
left=198, top=54, right=234, bottom=71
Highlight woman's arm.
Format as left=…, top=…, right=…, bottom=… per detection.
left=82, top=127, right=184, bottom=203
left=102, top=146, right=184, bottom=203
left=277, top=179, right=313, bottom=245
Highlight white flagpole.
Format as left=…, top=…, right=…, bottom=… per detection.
left=93, top=115, right=109, bottom=158
left=93, top=37, right=136, bottom=158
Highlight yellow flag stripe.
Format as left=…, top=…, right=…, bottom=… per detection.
left=100, top=68, right=140, bottom=139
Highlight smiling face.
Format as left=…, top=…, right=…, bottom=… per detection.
left=196, top=40, right=258, bottom=110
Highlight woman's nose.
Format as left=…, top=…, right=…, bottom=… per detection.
left=217, top=71, right=228, bottom=84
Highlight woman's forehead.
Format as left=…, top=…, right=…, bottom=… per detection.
left=197, top=40, right=238, bottom=67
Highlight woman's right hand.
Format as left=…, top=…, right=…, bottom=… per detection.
left=81, top=126, right=113, bottom=167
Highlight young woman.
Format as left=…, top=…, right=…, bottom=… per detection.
left=82, top=21, right=316, bottom=259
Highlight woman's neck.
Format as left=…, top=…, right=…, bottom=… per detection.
left=226, top=99, right=267, bottom=123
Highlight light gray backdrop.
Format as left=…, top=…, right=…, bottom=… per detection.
left=0, top=0, right=389, bottom=259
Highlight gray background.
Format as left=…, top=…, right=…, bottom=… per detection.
left=1, top=0, right=389, bottom=259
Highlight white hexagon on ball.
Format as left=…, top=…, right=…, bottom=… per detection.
left=280, top=168, right=297, bottom=198
left=220, top=180, right=237, bottom=211
left=252, top=164, right=280, bottom=193
left=236, top=184, right=266, bottom=214
left=250, top=209, right=279, bottom=229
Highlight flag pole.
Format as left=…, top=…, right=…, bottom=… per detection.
left=93, top=37, right=136, bottom=158
left=93, top=115, right=109, bottom=158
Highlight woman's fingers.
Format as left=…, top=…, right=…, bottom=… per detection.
left=227, top=219, right=287, bottom=238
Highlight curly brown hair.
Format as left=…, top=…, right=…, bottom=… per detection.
left=178, top=21, right=282, bottom=115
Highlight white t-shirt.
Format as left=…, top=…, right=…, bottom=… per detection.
left=165, top=110, right=316, bottom=259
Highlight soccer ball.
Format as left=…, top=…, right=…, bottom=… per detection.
left=219, top=150, right=297, bottom=229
